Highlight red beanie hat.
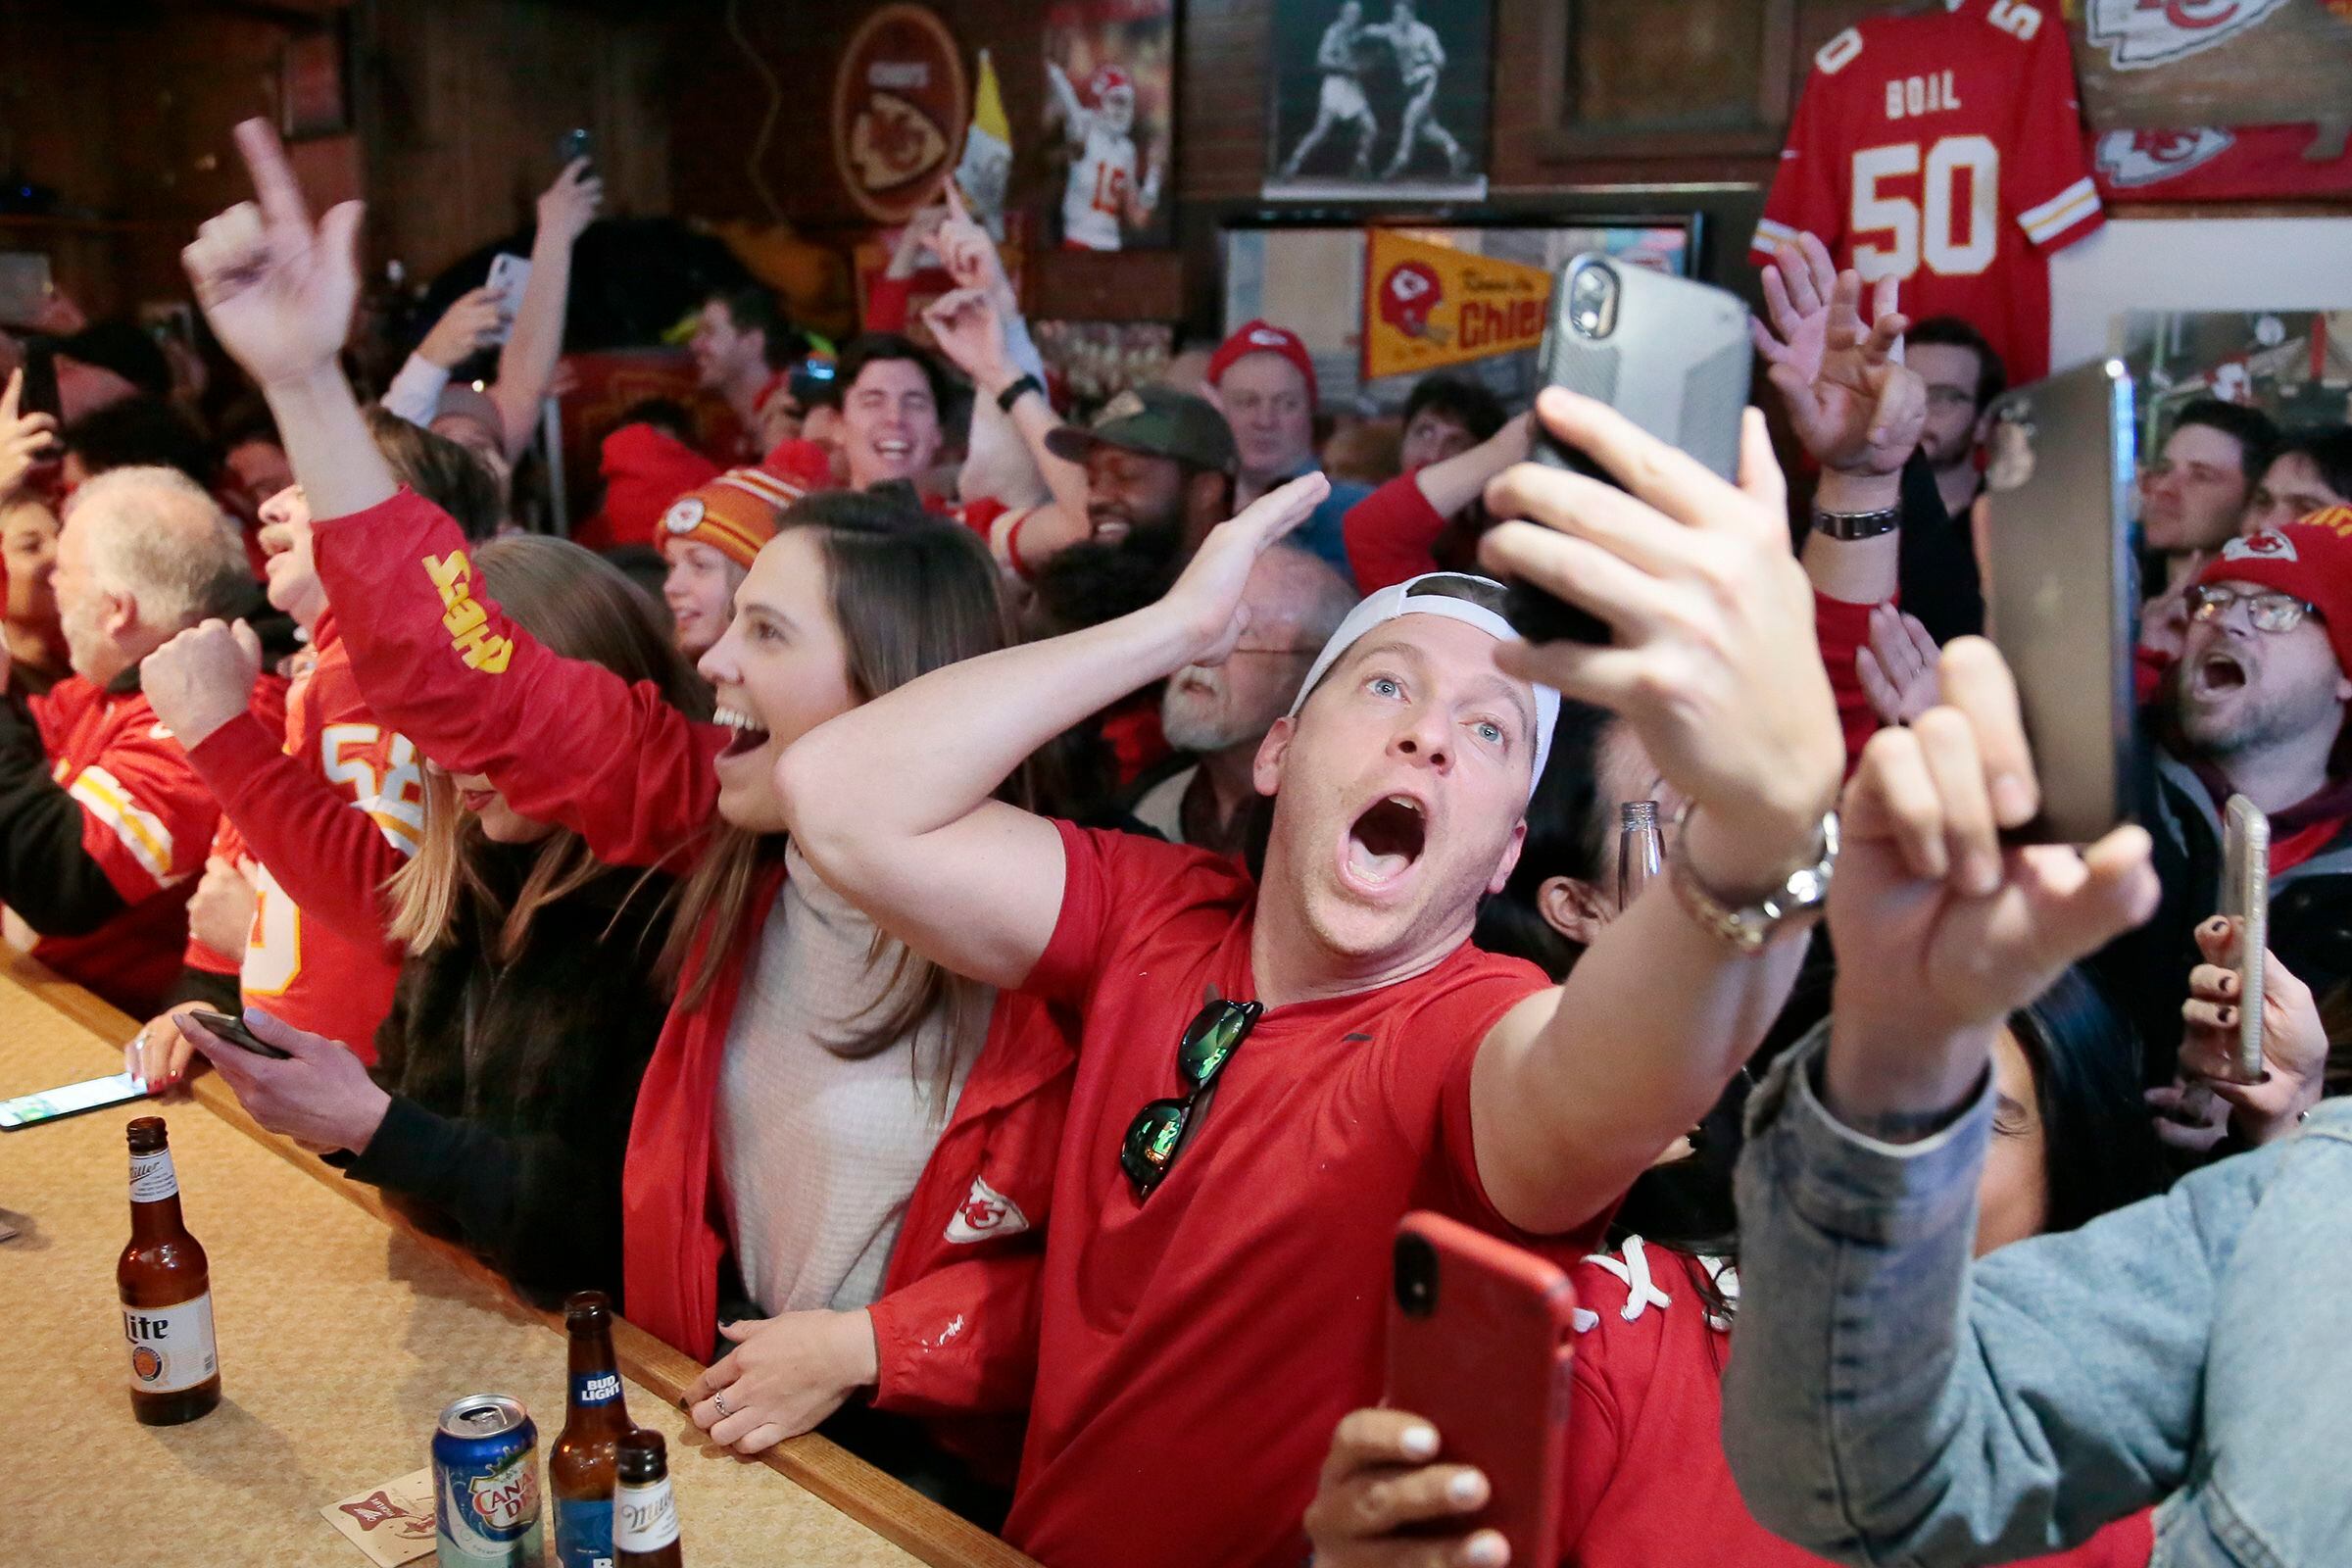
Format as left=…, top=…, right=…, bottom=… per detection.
left=659, top=467, right=808, bottom=569
left=1206, top=319, right=1318, bottom=408
left=2196, top=507, right=2352, bottom=678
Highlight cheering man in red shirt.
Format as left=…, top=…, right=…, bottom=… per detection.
left=778, top=385, right=1845, bottom=1560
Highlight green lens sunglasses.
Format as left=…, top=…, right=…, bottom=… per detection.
left=1120, top=998, right=1263, bottom=1200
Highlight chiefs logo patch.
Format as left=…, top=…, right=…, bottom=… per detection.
left=2094, top=127, right=2233, bottom=189
left=662, top=497, right=706, bottom=536
left=2086, top=0, right=2289, bottom=71
left=944, top=1174, right=1029, bottom=1244
left=2224, top=530, right=2298, bottom=563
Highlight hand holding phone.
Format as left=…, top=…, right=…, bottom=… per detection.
left=1506, top=255, right=1752, bottom=648
left=1374, top=1211, right=1577, bottom=1565
left=180, top=1007, right=292, bottom=1060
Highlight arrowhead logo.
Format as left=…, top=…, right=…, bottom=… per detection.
left=944, top=1174, right=1029, bottom=1244
left=2094, top=127, right=2233, bottom=188
left=2225, top=530, right=2298, bottom=562
left=2086, top=0, right=2289, bottom=70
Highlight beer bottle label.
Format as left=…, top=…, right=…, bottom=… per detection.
left=553, top=1497, right=614, bottom=1568
left=122, top=1291, right=217, bottom=1394
left=613, top=1477, right=678, bottom=1553
left=128, top=1148, right=178, bottom=1202
left=572, top=1370, right=622, bottom=1406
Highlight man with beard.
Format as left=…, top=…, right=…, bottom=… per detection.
left=2093, top=513, right=2352, bottom=1084
left=1132, top=545, right=1355, bottom=857
left=1907, top=316, right=2004, bottom=528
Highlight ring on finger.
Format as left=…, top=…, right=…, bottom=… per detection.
left=710, top=1391, right=731, bottom=1417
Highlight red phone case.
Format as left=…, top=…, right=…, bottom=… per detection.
left=1384, top=1210, right=1578, bottom=1565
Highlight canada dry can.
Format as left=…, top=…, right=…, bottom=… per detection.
left=433, top=1394, right=545, bottom=1566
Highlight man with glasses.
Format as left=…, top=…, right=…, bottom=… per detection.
left=2097, top=512, right=2352, bottom=1082
left=1133, top=544, right=1356, bottom=857
left=1908, top=316, right=2005, bottom=528
left=778, top=388, right=1845, bottom=1568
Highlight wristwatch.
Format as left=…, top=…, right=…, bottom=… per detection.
left=996, top=374, right=1045, bottom=413
left=1811, top=505, right=1900, bottom=541
left=1669, top=804, right=1838, bottom=953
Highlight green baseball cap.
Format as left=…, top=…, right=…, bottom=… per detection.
left=1046, top=384, right=1238, bottom=474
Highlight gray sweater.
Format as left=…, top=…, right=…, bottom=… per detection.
left=1725, top=1026, right=2352, bottom=1568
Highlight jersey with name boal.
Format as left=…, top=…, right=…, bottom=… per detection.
left=1752, top=0, right=2101, bottom=383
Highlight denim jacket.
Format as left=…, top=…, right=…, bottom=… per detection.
left=1723, top=1025, right=2352, bottom=1568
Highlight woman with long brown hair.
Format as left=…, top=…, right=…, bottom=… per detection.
left=181, top=534, right=706, bottom=1310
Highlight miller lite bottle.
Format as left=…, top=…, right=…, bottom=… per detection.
left=118, top=1116, right=220, bottom=1425
left=612, top=1429, right=683, bottom=1567
left=550, top=1292, right=633, bottom=1567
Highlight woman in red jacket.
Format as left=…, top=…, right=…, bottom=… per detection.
left=178, top=122, right=1070, bottom=1494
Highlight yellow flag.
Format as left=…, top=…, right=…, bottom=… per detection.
left=1361, top=229, right=1554, bottom=382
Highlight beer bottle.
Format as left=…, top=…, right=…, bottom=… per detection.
left=550, top=1291, right=634, bottom=1568
left=118, top=1116, right=220, bottom=1425
left=612, top=1429, right=682, bottom=1567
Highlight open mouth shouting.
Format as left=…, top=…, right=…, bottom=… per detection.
left=1340, top=793, right=1429, bottom=895
left=2188, top=648, right=2249, bottom=702
left=714, top=703, right=772, bottom=760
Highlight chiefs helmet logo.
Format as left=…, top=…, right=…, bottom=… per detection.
left=2086, top=0, right=2289, bottom=69
left=944, top=1174, right=1029, bottom=1245
left=2094, top=127, right=2233, bottom=188
left=662, top=497, right=706, bottom=535
left=1377, top=261, right=1448, bottom=342
left=2224, top=530, right=2298, bottom=563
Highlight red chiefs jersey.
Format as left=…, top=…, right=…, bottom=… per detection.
left=240, top=618, right=417, bottom=1056
left=1753, top=0, right=2103, bottom=382
left=182, top=676, right=291, bottom=979
left=2090, top=123, right=2352, bottom=204
left=23, top=678, right=219, bottom=1015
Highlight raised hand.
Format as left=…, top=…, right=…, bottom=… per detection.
left=1855, top=604, right=1943, bottom=727
left=180, top=119, right=365, bottom=390
left=535, top=157, right=604, bottom=247
left=1162, top=471, right=1331, bottom=663
left=919, top=286, right=1014, bottom=396
left=1824, top=639, right=2159, bottom=1124
left=1751, top=234, right=1838, bottom=388
left=936, top=182, right=1009, bottom=303
left=1480, top=391, right=1842, bottom=889
left=0, top=367, right=60, bottom=500
left=2171, top=916, right=2327, bottom=1146
left=141, top=617, right=264, bottom=750
left=416, top=286, right=505, bottom=369
left=1757, top=245, right=1920, bottom=477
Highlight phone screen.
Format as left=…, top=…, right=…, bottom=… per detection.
left=0, top=1072, right=147, bottom=1129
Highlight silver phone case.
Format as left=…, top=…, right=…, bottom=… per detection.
left=1981, top=358, right=2141, bottom=844
left=1534, top=254, right=1751, bottom=481
left=2218, top=794, right=2269, bottom=1085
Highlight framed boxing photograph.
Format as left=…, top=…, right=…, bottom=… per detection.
left=1264, top=0, right=1493, bottom=202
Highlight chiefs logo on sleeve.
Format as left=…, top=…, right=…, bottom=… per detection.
left=944, top=1174, right=1030, bottom=1245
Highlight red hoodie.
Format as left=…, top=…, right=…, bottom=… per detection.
left=309, top=489, right=1069, bottom=1471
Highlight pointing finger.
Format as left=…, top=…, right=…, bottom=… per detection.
left=232, top=119, right=309, bottom=238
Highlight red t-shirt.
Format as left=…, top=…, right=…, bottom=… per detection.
left=1001, top=822, right=1573, bottom=1568
left=1560, top=1241, right=2154, bottom=1568
left=1753, top=0, right=2103, bottom=382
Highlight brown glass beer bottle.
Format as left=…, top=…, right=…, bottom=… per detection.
left=118, top=1116, right=220, bottom=1425
left=550, top=1291, right=635, bottom=1568
left=612, top=1429, right=683, bottom=1566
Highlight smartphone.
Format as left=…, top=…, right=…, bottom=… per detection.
left=182, top=1007, right=291, bottom=1060
left=1980, top=358, right=2144, bottom=844
left=1385, top=1211, right=1578, bottom=1566
left=18, top=339, right=59, bottom=419
left=483, top=252, right=532, bottom=344
left=0, top=1072, right=147, bottom=1129
left=559, top=126, right=595, bottom=172
left=1508, top=254, right=1753, bottom=645
left=2216, top=795, right=2270, bottom=1085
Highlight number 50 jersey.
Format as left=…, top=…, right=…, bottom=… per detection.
left=1752, top=0, right=2102, bottom=383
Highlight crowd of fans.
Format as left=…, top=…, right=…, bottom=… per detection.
left=2, top=118, right=2344, bottom=1568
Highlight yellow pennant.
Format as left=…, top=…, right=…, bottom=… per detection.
left=1361, top=229, right=1554, bottom=383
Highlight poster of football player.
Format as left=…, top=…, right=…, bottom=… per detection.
left=1043, top=0, right=1175, bottom=251
left=1265, top=0, right=1491, bottom=201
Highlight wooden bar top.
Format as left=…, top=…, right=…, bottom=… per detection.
left=0, top=952, right=1036, bottom=1568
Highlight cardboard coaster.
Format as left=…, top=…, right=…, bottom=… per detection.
left=320, top=1466, right=438, bottom=1567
